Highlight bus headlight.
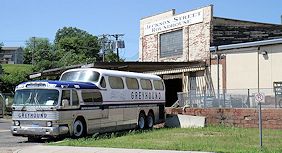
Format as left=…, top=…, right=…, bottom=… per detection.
left=14, top=120, right=20, bottom=126
left=46, top=121, right=52, bottom=127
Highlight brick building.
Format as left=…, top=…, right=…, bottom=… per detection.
left=139, top=5, right=282, bottom=106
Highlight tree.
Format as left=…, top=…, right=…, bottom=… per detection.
left=0, top=71, right=30, bottom=93
left=23, top=37, right=58, bottom=71
left=104, top=50, right=124, bottom=62
left=54, top=27, right=100, bottom=66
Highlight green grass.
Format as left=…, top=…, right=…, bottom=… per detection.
left=2, top=64, right=33, bottom=74
left=51, top=126, right=282, bottom=153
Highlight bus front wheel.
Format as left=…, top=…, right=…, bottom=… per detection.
left=73, top=119, right=85, bottom=138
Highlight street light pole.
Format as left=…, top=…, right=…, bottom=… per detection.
left=257, top=46, right=263, bottom=149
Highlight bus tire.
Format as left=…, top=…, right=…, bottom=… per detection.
left=138, top=112, right=146, bottom=130
left=146, top=112, right=154, bottom=129
left=73, top=119, right=85, bottom=138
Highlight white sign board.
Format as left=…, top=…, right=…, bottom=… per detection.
left=255, top=92, right=265, bottom=103
left=143, top=8, right=204, bottom=36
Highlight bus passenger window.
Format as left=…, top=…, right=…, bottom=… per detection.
left=100, top=76, right=106, bottom=88
left=126, top=77, right=139, bottom=89
left=140, top=79, right=152, bottom=90
left=93, top=92, right=102, bottom=102
left=153, top=80, right=164, bottom=90
left=82, top=91, right=103, bottom=104
left=72, top=90, right=79, bottom=106
left=82, top=92, right=93, bottom=103
left=108, top=76, right=124, bottom=89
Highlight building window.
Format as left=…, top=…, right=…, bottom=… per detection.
left=160, top=30, right=183, bottom=58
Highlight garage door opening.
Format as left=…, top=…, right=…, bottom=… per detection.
left=164, top=79, right=182, bottom=107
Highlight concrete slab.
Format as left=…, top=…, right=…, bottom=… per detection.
left=165, top=114, right=206, bottom=128
left=15, top=145, right=213, bottom=153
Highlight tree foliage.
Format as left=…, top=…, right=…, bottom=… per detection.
left=24, top=37, right=59, bottom=72
left=0, top=64, right=3, bottom=76
left=0, top=71, right=30, bottom=93
left=54, top=27, right=100, bottom=66
left=0, top=65, right=32, bottom=93
left=22, top=27, right=123, bottom=72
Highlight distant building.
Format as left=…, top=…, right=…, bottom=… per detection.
left=0, top=47, right=24, bottom=64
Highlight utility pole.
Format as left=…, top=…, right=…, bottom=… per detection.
left=111, top=34, right=124, bottom=62
left=32, top=37, right=36, bottom=65
left=101, top=34, right=107, bottom=62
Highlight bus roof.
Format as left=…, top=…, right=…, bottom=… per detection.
left=16, top=80, right=99, bottom=90
left=60, top=68, right=162, bottom=80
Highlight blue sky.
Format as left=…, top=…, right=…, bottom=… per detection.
left=1, top=0, right=282, bottom=61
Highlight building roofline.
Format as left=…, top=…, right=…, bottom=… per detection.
left=1, top=47, right=22, bottom=50
left=210, top=38, right=282, bottom=52
left=141, top=4, right=213, bottom=20
left=140, top=9, right=175, bottom=20
left=213, top=16, right=282, bottom=26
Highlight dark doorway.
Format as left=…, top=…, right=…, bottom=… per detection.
left=164, top=79, right=182, bottom=107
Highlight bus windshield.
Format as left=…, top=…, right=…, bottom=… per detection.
left=14, top=89, right=59, bottom=106
left=60, top=70, right=100, bottom=83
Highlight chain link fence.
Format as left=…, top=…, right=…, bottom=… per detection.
left=176, top=88, right=279, bottom=108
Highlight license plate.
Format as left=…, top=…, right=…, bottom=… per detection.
left=32, top=123, right=39, bottom=127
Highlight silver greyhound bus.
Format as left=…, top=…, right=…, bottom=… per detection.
left=11, top=68, right=165, bottom=141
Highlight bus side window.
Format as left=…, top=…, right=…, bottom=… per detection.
left=140, top=79, right=152, bottom=90
left=72, top=90, right=79, bottom=106
left=126, top=77, right=139, bottom=89
left=93, top=91, right=103, bottom=103
left=61, top=90, right=70, bottom=106
left=108, top=76, right=124, bottom=89
left=82, top=90, right=103, bottom=105
left=100, top=76, right=106, bottom=88
left=153, top=80, right=164, bottom=90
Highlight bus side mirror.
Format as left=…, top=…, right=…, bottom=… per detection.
left=62, top=99, right=69, bottom=107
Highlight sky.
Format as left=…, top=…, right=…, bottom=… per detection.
left=1, top=0, right=282, bottom=61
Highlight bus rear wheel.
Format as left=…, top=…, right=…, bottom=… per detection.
left=73, top=119, right=85, bottom=138
left=138, top=112, right=146, bottom=130
left=146, top=112, right=154, bottom=129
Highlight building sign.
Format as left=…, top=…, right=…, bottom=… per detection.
left=144, top=8, right=204, bottom=36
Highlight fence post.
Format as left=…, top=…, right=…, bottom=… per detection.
left=204, top=89, right=206, bottom=108
left=189, top=90, right=192, bottom=108
left=247, top=89, right=250, bottom=108
left=223, top=90, right=226, bottom=108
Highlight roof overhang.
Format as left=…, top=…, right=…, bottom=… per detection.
left=210, top=38, right=282, bottom=52
left=29, top=61, right=206, bottom=79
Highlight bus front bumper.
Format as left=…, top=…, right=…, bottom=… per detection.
left=11, top=125, right=69, bottom=137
